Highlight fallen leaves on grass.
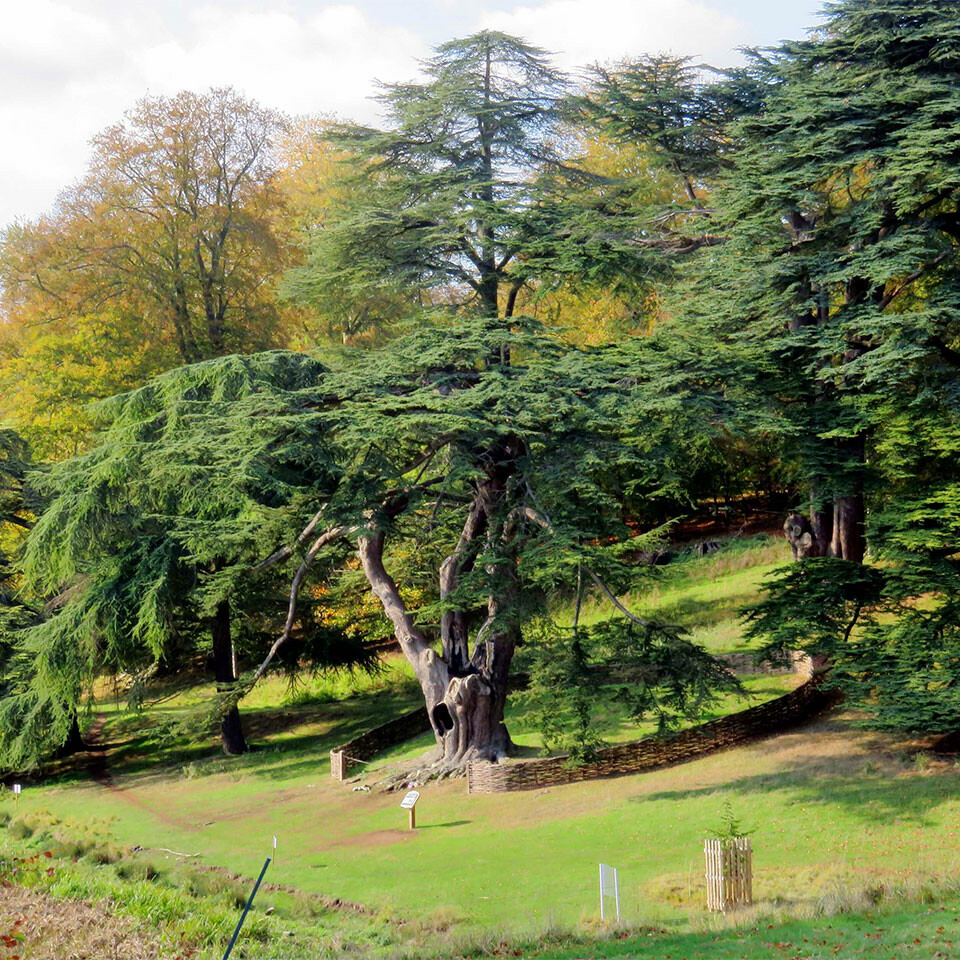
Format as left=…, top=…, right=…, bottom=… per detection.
left=0, top=887, right=169, bottom=960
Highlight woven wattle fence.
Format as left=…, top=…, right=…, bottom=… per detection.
left=330, top=653, right=818, bottom=783
left=330, top=706, right=432, bottom=781
left=466, top=674, right=839, bottom=794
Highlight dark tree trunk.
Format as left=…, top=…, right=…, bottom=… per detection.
left=54, top=713, right=86, bottom=758
left=212, top=599, right=247, bottom=755
left=831, top=493, right=865, bottom=562
left=810, top=493, right=834, bottom=556
left=828, top=433, right=866, bottom=563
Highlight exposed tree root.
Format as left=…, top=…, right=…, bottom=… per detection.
left=373, top=747, right=506, bottom=791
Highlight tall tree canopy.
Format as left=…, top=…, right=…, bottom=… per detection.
left=733, top=0, right=960, bottom=734
left=286, top=31, right=650, bottom=323
left=0, top=353, right=371, bottom=765
left=12, top=2, right=960, bottom=771
left=0, top=88, right=294, bottom=456
left=1, top=313, right=738, bottom=772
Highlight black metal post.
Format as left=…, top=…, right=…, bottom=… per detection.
left=222, top=856, right=271, bottom=960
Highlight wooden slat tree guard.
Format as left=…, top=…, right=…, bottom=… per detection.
left=704, top=837, right=752, bottom=912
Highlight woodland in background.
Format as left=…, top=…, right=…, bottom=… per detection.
left=2, top=0, right=960, bottom=774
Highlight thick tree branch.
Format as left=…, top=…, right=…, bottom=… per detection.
left=255, top=506, right=330, bottom=570
left=1, top=514, right=33, bottom=531
left=878, top=249, right=951, bottom=310
left=250, top=525, right=348, bottom=682
left=357, top=524, right=449, bottom=702
left=440, top=491, right=488, bottom=672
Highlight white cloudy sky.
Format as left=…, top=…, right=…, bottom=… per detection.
left=2, top=0, right=821, bottom=228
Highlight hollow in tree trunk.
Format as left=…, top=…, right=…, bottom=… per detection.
left=212, top=599, right=247, bottom=755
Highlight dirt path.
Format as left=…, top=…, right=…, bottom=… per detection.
left=81, top=714, right=188, bottom=831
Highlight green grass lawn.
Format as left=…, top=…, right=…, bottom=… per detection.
left=13, top=705, right=960, bottom=935
left=6, top=534, right=959, bottom=958
left=562, top=534, right=792, bottom=654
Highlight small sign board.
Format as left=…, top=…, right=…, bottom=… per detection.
left=599, top=863, right=620, bottom=922
left=400, top=790, right=419, bottom=810
left=11, top=784, right=21, bottom=796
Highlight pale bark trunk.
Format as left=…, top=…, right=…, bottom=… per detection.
left=358, top=521, right=513, bottom=768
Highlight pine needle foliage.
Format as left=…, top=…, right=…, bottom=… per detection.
left=0, top=352, right=369, bottom=768
left=736, top=0, right=960, bottom=733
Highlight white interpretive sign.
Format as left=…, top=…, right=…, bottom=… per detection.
left=599, top=863, right=620, bottom=922
left=401, top=789, right=420, bottom=830
left=11, top=784, right=21, bottom=796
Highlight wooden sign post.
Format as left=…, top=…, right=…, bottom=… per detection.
left=400, top=790, right=419, bottom=830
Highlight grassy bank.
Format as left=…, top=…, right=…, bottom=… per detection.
left=7, top=535, right=960, bottom=957
left=4, top=810, right=960, bottom=959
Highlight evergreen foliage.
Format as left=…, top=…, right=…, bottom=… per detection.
left=0, top=353, right=371, bottom=767
left=736, top=0, right=960, bottom=731
left=10, top=1, right=960, bottom=764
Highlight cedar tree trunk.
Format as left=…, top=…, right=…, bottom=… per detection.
left=357, top=439, right=522, bottom=768
left=212, top=599, right=247, bottom=755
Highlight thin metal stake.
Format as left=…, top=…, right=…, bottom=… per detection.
left=599, top=863, right=604, bottom=921
left=222, top=857, right=271, bottom=960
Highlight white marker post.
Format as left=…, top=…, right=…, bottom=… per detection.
left=272, top=836, right=277, bottom=866
left=400, top=790, right=420, bottom=830
left=599, top=863, right=620, bottom=923
left=11, top=784, right=21, bottom=812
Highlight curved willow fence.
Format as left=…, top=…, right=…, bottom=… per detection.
left=465, top=673, right=839, bottom=794
left=329, top=652, right=820, bottom=783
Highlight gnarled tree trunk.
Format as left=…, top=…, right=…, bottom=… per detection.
left=358, top=525, right=514, bottom=769
left=358, top=439, right=523, bottom=772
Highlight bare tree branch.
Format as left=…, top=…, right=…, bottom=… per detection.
left=879, top=249, right=951, bottom=310
left=250, top=525, right=348, bottom=683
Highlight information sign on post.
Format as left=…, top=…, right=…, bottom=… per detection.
left=400, top=790, right=420, bottom=830
left=599, top=863, right=620, bottom=923
left=11, top=783, right=21, bottom=811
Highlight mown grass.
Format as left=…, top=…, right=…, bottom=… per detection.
left=16, top=704, right=960, bottom=939
left=5, top=808, right=960, bottom=959
left=10, top=534, right=960, bottom=957
left=566, top=534, right=792, bottom=653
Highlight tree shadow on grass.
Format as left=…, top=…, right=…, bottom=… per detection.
left=48, top=688, right=425, bottom=789
left=628, top=721, right=960, bottom=827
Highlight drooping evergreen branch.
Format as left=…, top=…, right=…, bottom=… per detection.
left=250, top=524, right=350, bottom=683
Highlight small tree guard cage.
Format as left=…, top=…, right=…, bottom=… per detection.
left=704, top=837, right=752, bottom=912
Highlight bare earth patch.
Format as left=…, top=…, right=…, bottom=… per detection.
left=1, top=887, right=166, bottom=960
